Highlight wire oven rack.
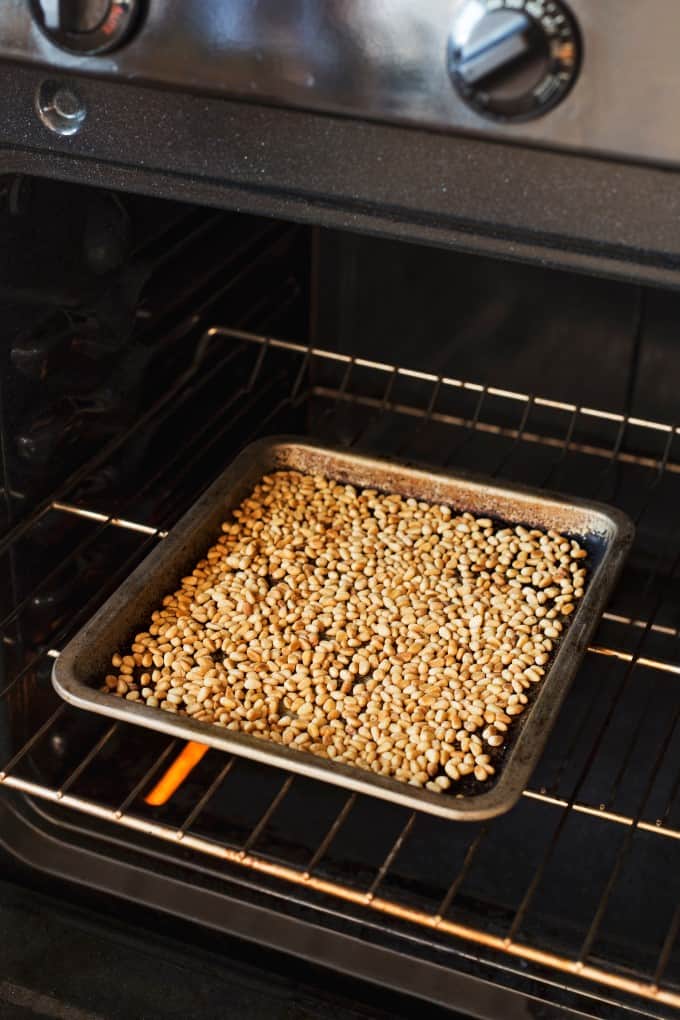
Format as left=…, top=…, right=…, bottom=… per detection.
left=2, top=323, right=680, bottom=1017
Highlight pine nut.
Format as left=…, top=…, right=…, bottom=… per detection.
left=105, top=469, right=587, bottom=793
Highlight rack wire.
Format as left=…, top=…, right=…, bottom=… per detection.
left=2, top=325, right=680, bottom=1016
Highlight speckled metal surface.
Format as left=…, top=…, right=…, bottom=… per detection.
left=0, top=873, right=461, bottom=1020
left=2, top=63, right=680, bottom=286
left=53, top=437, right=634, bottom=821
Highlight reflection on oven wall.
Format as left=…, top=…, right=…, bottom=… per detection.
left=314, top=227, right=680, bottom=423
left=0, top=175, right=308, bottom=534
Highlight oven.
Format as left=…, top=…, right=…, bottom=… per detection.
left=1, top=3, right=680, bottom=1018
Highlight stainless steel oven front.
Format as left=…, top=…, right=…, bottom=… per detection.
left=0, top=3, right=679, bottom=1019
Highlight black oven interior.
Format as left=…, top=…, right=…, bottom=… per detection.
left=2, top=174, right=680, bottom=1019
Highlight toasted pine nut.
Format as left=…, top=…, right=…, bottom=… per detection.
left=105, top=470, right=587, bottom=793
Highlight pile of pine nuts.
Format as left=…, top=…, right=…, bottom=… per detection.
left=105, top=470, right=587, bottom=792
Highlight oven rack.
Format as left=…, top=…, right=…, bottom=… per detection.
left=2, top=326, right=680, bottom=1017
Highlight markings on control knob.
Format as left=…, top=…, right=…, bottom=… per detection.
left=554, top=41, right=576, bottom=65
left=448, top=0, right=581, bottom=122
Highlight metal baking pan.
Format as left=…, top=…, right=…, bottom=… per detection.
left=53, top=437, right=634, bottom=821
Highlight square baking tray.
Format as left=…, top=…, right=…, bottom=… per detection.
left=53, top=437, right=634, bottom=821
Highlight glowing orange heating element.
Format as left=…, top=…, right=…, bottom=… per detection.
left=145, top=741, right=209, bottom=806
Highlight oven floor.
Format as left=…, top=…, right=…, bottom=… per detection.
left=0, top=867, right=463, bottom=1020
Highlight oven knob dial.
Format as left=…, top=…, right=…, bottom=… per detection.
left=448, top=0, right=580, bottom=121
left=31, top=0, right=144, bottom=55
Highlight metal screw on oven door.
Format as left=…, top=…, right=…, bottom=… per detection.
left=36, top=80, right=87, bottom=136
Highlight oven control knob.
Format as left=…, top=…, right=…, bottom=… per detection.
left=448, top=0, right=580, bottom=121
left=31, top=0, right=144, bottom=55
